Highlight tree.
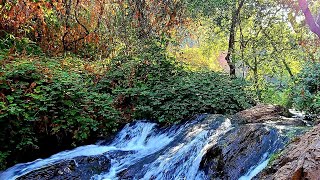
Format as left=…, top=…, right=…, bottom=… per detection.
left=298, top=0, right=320, bottom=38
left=182, top=0, right=307, bottom=101
left=225, top=0, right=245, bottom=76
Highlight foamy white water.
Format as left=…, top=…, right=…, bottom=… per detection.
left=238, top=153, right=270, bottom=180
left=0, top=114, right=281, bottom=180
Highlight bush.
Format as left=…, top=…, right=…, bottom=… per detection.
left=130, top=71, right=254, bottom=123
left=0, top=33, right=43, bottom=57
left=0, top=59, right=120, bottom=168
left=99, top=42, right=255, bottom=123
left=291, top=62, right=320, bottom=115
left=260, top=82, right=293, bottom=108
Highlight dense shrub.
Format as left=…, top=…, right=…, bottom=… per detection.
left=130, top=72, right=254, bottom=123
left=260, top=81, right=293, bottom=108
left=99, top=42, right=255, bottom=123
left=0, top=59, right=120, bottom=168
left=292, top=62, right=320, bottom=115
left=0, top=33, right=43, bottom=58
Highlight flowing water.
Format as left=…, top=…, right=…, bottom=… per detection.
left=0, top=114, right=286, bottom=180
left=238, top=153, right=270, bottom=180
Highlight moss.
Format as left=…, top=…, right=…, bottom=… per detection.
left=268, top=151, right=282, bottom=166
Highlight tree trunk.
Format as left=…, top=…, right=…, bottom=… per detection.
left=225, top=0, right=245, bottom=77
left=298, top=0, right=320, bottom=38
left=62, top=0, right=72, bottom=51
left=134, top=0, right=149, bottom=39
left=253, top=56, right=261, bottom=100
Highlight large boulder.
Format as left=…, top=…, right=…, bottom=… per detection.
left=200, top=124, right=287, bottom=179
left=257, top=124, right=320, bottom=180
left=18, top=155, right=110, bottom=180
left=231, top=104, right=305, bottom=126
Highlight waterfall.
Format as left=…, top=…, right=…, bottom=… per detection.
left=95, top=115, right=231, bottom=180
left=238, top=153, right=270, bottom=180
left=0, top=114, right=285, bottom=180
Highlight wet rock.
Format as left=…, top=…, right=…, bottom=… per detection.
left=232, top=104, right=286, bottom=124
left=313, top=116, right=320, bottom=125
left=118, top=169, right=134, bottom=179
left=18, top=155, right=110, bottom=180
left=105, top=150, right=135, bottom=159
left=200, top=124, right=287, bottom=179
left=257, top=124, right=320, bottom=180
left=263, top=117, right=307, bottom=127
left=232, top=104, right=292, bottom=124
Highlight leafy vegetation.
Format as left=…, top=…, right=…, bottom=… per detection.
left=268, top=151, right=283, bottom=166
left=0, top=57, right=120, bottom=167
left=292, top=62, right=320, bottom=114
left=0, top=38, right=253, bottom=169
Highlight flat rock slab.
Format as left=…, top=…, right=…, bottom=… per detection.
left=231, top=104, right=303, bottom=126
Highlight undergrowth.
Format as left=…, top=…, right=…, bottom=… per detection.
left=0, top=37, right=254, bottom=169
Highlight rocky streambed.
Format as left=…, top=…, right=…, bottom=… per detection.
left=1, top=105, right=316, bottom=180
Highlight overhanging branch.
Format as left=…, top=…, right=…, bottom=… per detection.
left=298, top=0, right=320, bottom=38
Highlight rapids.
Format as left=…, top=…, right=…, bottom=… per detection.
left=0, top=114, right=290, bottom=180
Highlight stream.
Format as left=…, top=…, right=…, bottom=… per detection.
left=0, top=114, right=299, bottom=180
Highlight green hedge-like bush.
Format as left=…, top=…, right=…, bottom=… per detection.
left=99, top=42, right=255, bottom=123
left=129, top=71, right=254, bottom=123
left=0, top=59, right=120, bottom=168
left=292, top=62, right=320, bottom=115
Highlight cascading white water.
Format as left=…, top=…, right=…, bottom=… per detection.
left=238, top=153, right=270, bottom=180
left=95, top=115, right=231, bottom=180
left=0, top=114, right=283, bottom=180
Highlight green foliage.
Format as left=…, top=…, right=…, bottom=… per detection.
left=183, top=0, right=307, bottom=103
left=177, top=46, right=223, bottom=71
left=184, top=0, right=232, bottom=21
left=292, top=62, right=320, bottom=115
left=268, top=150, right=282, bottom=166
left=0, top=151, right=10, bottom=170
left=130, top=72, right=254, bottom=123
left=0, top=33, right=43, bottom=56
left=0, top=58, right=120, bottom=168
left=100, top=41, right=254, bottom=123
left=260, top=82, right=293, bottom=107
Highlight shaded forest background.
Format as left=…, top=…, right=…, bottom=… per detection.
left=0, top=0, right=319, bottom=170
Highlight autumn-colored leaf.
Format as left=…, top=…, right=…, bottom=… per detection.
left=30, top=82, right=37, bottom=89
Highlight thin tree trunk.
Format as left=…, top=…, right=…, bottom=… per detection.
left=134, top=0, right=149, bottom=39
left=225, top=0, right=245, bottom=77
left=62, top=0, right=72, bottom=51
left=253, top=56, right=261, bottom=100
